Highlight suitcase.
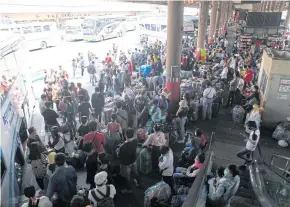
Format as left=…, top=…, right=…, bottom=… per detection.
left=198, top=104, right=203, bottom=120
left=232, top=105, right=245, bottom=124
left=137, top=148, right=152, bottom=175
left=144, top=181, right=172, bottom=207
left=212, top=103, right=219, bottom=117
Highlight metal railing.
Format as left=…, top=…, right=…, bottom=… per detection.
left=270, top=153, right=290, bottom=177
left=182, top=132, right=215, bottom=207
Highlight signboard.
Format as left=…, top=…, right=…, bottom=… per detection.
left=278, top=77, right=290, bottom=93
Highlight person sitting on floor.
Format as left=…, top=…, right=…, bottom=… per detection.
left=207, top=164, right=240, bottom=207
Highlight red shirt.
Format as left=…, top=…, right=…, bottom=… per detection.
left=244, top=69, right=254, bottom=83
left=72, top=87, right=78, bottom=97
left=83, top=132, right=106, bottom=153
left=200, top=135, right=207, bottom=147
left=182, top=57, right=188, bottom=67
left=255, top=40, right=261, bottom=47
left=105, top=56, right=112, bottom=64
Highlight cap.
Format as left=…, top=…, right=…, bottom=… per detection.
left=94, top=171, right=108, bottom=186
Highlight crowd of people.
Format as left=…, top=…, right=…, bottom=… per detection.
left=22, top=17, right=268, bottom=207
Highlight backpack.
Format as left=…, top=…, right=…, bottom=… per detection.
left=79, top=88, right=90, bottom=102
left=90, top=186, right=115, bottom=207
left=87, top=65, right=95, bottom=74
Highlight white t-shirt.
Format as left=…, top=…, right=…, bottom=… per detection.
left=246, top=130, right=260, bottom=151
left=220, top=67, right=228, bottom=79
left=203, top=87, right=217, bottom=99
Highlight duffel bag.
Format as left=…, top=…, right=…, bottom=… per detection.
left=137, top=147, right=152, bottom=175
left=272, top=123, right=285, bottom=140
left=171, top=195, right=187, bottom=207
left=232, top=105, right=245, bottom=124
left=144, top=181, right=171, bottom=207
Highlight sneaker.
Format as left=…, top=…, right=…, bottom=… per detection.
left=121, top=189, right=132, bottom=194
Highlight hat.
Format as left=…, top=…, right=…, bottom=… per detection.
left=47, top=152, right=56, bottom=164
left=94, top=171, right=108, bottom=186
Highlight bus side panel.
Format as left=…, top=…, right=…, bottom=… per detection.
left=1, top=114, right=22, bottom=207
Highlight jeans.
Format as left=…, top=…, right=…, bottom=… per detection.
left=226, top=91, right=235, bottom=107
left=179, top=117, right=186, bottom=141
left=173, top=167, right=187, bottom=185
left=237, top=148, right=252, bottom=163
left=90, top=74, right=96, bottom=85
left=202, top=98, right=213, bottom=120
left=120, top=162, right=140, bottom=190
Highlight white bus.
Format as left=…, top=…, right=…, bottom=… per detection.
left=82, top=16, right=126, bottom=42
left=64, top=19, right=84, bottom=41
left=8, top=22, right=60, bottom=51
left=138, top=17, right=195, bottom=42
left=124, top=16, right=137, bottom=31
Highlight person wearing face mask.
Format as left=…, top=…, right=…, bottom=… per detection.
left=208, top=164, right=240, bottom=207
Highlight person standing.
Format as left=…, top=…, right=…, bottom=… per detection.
left=118, top=128, right=141, bottom=193
left=237, top=121, right=260, bottom=165
left=202, top=82, right=216, bottom=121
left=115, top=102, right=128, bottom=131
left=78, top=96, right=92, bottom=122
left=39, top=94, right=48, bottom=131
left=27, top=142, right=47, bottom=190
left=225, top=72, right=239, bottom=108
left=88, top=171, right=116, bottom=207
left=83, top=121, right=106, bottom=154
left=143, top=124, right=167, bottom=171
left=27, top=127, right=46, bottom=153
left=158, top=145, right=174, bottom=190
left=42, top=101, right=59, bottom=129
left=176, top=100, right=189, bottom=143
left=91, top=87, right=105, bottom=123
left=46, top=153, right=77, bottom=207
left=83, top=142, right=99, bottom=189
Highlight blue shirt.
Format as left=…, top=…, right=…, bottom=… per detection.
left=46, top=165, right=77, bottom=202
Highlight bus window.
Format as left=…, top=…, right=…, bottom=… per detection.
left=33, top=26, right=42, bottom=33
left=11, top=27, right=21, bottom=34
left=43, top=25, right=50, bottom=31
left=22, top=26, right=33, bottom=34
left=151, top=24, right=156, bottom=31
left=145, top=24, right=150, bottom=30
left=161, top=25, right=166, bottom=31
left=0, top=28, right=8, bottom=32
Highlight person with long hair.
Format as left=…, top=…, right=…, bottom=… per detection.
left=27, top=142, right=47, bottom=190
